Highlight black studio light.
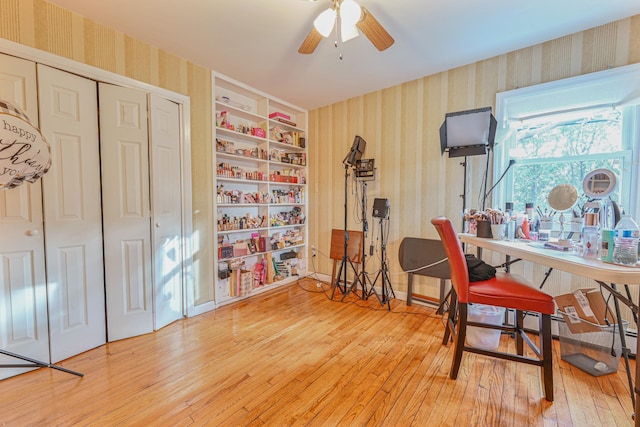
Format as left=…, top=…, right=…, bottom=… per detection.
left=343, top=135, right=366, bottom=167
left=439, top=107, right=497, bottom=158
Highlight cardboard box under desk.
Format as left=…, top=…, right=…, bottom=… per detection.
left=554, top=288, right=617, bottom=334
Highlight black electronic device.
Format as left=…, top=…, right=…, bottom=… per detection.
left=372, top=198, right=390, bottom=219
left=343, top=135, right=366, bottom=166
left=439, top=107, right=496, bottom=158
left=355, top=158, right=375, bottom=180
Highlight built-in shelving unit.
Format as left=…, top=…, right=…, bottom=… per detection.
left=213, top=72, right=308, bottom=306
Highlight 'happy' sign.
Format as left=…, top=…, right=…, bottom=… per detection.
left=0, top=101, right=51, bottom=190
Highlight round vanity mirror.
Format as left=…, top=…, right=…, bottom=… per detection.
left=583, top=168, right=617, bottom=199
left=548, top=184, right=579, bottom=244
left=548, top=184, right=579, bottom=212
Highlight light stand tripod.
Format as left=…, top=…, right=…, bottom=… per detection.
left=0, top=349, right=83, bottom=377
left=331, top=163, right=362, bottom=300
left=371, top=214, right=395, bottom=310
left=348, top=179, right=378, bottom=301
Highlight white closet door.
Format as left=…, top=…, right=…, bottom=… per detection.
left=37, top=64, right=106, bottom=362
left=149, top=94, right=183, bottom=330
left=0, top=54, right=49, bottom=379
left=99, top=83, right=154, bottom=341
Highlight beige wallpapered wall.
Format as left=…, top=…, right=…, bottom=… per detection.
left=2, top=0, right=639, bottom=304
left=307, top=16, right=640, bottom=300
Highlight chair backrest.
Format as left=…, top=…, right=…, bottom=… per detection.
left=398, top=237, right=450, bottom=279
left=431, top=217, right=471, bottom=303
left=330, top=229, right=364, bottom=264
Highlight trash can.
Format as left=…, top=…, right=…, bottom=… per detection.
left=558, top=319, right=627, bottom=376
left=467, top=304, right=506, bottom=350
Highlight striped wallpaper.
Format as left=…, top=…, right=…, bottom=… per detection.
left=1, top=0, right=639, bottom=310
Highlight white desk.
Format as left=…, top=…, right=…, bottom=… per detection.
left=459, top=234, right=640, bottom=424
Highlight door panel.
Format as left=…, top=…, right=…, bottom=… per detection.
left=37, top=64, right=106, bottom=362
left=149, top=94, right=183, bottom=330
left=99, top=83, right=154, bottom=341
left=0, top=54, right=48, bottom=379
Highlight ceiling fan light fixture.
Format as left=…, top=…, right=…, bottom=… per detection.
left=340, top=0, right=361, bottom=42
left=313, top=8, right=337, bottom=37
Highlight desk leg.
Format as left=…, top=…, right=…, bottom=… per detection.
left=636, top=286, right=640, bottom=426
left=610, top=284, right=636, bottom=408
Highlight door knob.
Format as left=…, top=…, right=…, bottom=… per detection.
left=155, top=222, right=161, bottom=228
left=26, top=229, right=39, bottom=236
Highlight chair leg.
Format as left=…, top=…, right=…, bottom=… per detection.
left=540, top=313, right=554, bottom=401
left=442, top=288, right=458, bottom=345
left=450, top=302, right=468, bottom=380
left=515, top=309, right=524, bottom=356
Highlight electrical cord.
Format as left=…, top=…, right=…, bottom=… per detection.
left=301, top=237, right=450, bottom=315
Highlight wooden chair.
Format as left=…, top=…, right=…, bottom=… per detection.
left=431, top=216, right=555, bottom=401
left=330, top=228, right=364, bottom=291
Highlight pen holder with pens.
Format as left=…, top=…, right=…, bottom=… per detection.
left=539, top=217, right=553, bottom=241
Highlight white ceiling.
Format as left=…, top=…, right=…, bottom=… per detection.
left=47, top=0, right=640, bottom=111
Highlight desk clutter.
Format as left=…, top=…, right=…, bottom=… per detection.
left=464, top=203, right=640, bottom=267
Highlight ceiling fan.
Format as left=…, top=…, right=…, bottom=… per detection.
left=298, top=0, right=394, bottom=54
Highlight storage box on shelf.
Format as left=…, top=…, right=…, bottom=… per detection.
left=213, top=72, right=308, bottom=306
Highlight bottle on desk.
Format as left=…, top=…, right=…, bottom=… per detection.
left=505, top=202, right=515, bottom=241
left=612, top=215, right=640, bottom=266
left=600, top=229, right=615, bottom=263
left=581, top=212, right=600, bottom=259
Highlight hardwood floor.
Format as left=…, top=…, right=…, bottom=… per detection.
left=0, top=278, right=635, bottom=426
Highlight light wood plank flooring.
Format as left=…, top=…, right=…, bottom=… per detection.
left=0, top=278, right=635, bottom=426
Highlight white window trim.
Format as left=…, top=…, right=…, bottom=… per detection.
left=494, top=63, right=640, bottom=218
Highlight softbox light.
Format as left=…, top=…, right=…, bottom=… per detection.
left=439, top=107, right=496, bottom=158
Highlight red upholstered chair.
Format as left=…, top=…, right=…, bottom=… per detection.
left=431, top=216, right=555, bottom=401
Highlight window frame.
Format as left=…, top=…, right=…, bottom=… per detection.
left=493, top=63, right=640, bottom=219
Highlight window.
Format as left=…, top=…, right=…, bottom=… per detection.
left=493, top=64, right=640, bottom=222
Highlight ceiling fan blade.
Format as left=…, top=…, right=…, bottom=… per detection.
left=298, top=27, right=324, bottom=54
left=356, top=7, right=394, bottom=51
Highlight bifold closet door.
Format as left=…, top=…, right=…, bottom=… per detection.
left=149, top=94, right=183, bottom=330
left=0, top=54, right=49, bottom=379
left=37, top=64, right=106, bottom=362
left=99, top=83, right=154, bottom=341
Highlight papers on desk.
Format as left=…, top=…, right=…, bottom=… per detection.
left=527, top=241, right=572, bottom=251
left=543, top=242, right=573, bottom=251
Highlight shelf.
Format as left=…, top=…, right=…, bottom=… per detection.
left=269, top=160, right=306, bottom=169
left=269, top=140, right=305, bottom=151
left=218, top=203, right=270, bottom=207
left=215, top=275, right=300, bottom=307
left=268, top=181, right=306, bottom=187
left=217, top=243, right=305, bottom=262
left=268, top=118, right=305, bottom=132
left=218, top=226, right=269, bottom=235
left=213, top=71, right=307, bottom=306
left=271, top=243, right=306, bottom=252
left=217, top=151, right=269, bottom=164
left=217, top=176, right=269, bottom=184
left=216, top=126, right=267, bottom=144
left=215, top=100, right=265, bottom=122
left=270, top=224, right=305, bottom=230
